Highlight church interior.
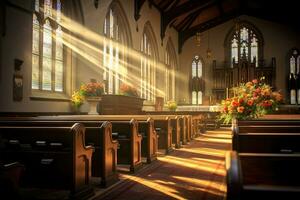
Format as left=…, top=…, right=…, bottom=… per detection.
left=0, top=0, right=300, bottom=199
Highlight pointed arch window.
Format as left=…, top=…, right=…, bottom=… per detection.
left=140, top=23, right=157, bottom=101
left=31, top=0, right=64, bottom=93
left=191, top=56, right=203, bottom=105
left=165, top=39, right=177, bottom=101
left=230, top=24, right=260, bottom=67
left=103, top=7, right=128, bottom=95
left=288, top=49, right=300, bottom=104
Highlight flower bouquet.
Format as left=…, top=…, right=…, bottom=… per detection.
left=219, top=78, right=283, bottom=124
left=79, top=82, right=104, bottom=97
left=167, top=100, right=177, bottom=111
left=119, top=83, right=139, bottom=97
left=71, top=90, right=85, bottom=109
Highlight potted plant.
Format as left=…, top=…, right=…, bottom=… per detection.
left=78, top=81, right=104, bottom=114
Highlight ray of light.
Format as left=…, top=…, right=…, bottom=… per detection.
left=122, top=174, right=188, bottom=200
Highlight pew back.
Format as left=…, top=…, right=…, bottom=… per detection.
left=0, top=123, right=94, bottom=196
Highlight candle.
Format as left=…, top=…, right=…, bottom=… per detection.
left=226, top=88, right=229, bottom=99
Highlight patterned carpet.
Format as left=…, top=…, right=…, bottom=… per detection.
left=94, top=128, right=232, bottom=200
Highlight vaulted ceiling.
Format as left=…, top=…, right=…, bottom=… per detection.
left=134, top=0, right=300, bottom=52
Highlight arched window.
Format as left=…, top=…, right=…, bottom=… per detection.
left=165, top=39, right=177, bottom=101
left=288, top=49, right=300, bottom=104
left=32, top=0, right=64, bottom=92
left=226, top=21, right=263, bottom=68
left=103, top=4, right=131, bottom=94
left=191, top=55, right=203, bottom=105
left=140, top=22, right=158, bottom=101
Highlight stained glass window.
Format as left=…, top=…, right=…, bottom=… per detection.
left=32, top=14, right=40, bottom=89
left=251, top=35, right=258, bottom=66
left=56, top=0, right=61, bottom=22
left=231, top=36, right=238, bottom=67
left=32, top=0, right=64, bottom=93
left=44, top=0, right=52, bottom=17
left=42, top=20, right=52, bottom=91
left=290, top=57, right=296, bottom=75
left=140, top=27, right=155, bottom=101
left=230, top=24, right=260, bottom=67
left=55, top=26, right=63, bottom=92
left=191, top=56, right=203, bottom=105
left=35, top=0, right=39, bottom=12
left=103, top=8, right=126, bottom=95
left=165, top=40, right=177, bottom=101
left=192, top=60, right=197, bottom=77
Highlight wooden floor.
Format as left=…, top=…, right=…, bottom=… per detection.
left=93, top=128, right=232, bottom=200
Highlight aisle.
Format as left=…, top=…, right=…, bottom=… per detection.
left=94, top=128, right=232, bottom=200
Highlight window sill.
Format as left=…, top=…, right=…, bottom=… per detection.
left=30, top=91, right=70, bottom=102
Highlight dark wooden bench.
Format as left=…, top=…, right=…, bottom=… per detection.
left=0, top=162, right=24, bottom=199
left=15, top=116, right=143, bottom=173
left=236, top=119, right=300, bottom=126
left=0, top=120, right=119, bottom=187
left=226, top=151, right=300, bottom=200
left=232, top=120, right=300, bottom=153
left=36, top=115, right=157, bottom=164
left=233, top=132, right=300, bottom=153
left=0, top=123, right=94, bottom=199
left=151, top=115, right=173, bottom=154
left=179, top=115, right=188, bottom=145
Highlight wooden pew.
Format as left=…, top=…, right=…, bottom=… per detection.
left=233, top=132, right=300, bottom=153
left=169, top=115, right=181, bottom=148
left=226, top=151, right=300, bottom=200
left=179, top=115, right=188, bottom=145
left=232, top=120, right=300, bottom=153
left=236, top=119, right=300, bottom=126
left=0, top=162, right=24, bottom=199
left=0, top=120, right=119, bottom=187
left=149, top=115, right=173, bottom=154
left=185, top=115, right=192, bottom=141
left=3, top=116, right=143, bottom=173
left=234, top=125, right=300, bottom=134
left=38, top=115, right=156, bottom=164
left=0, top=123, right=94, bottom=199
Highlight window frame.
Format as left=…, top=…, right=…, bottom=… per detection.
left=31, top=0, right=68, bottom=100
left=224, top=21, right=264, bottom=68
left=190, top=55, right=204, bottom=105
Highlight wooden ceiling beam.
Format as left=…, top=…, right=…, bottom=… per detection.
left=134, top=0, right=146, bottom=21
left=178, top=10, right=240, bottom=53
left=160, top=0, right=178, bottom=11
left=177, top=9, right=203, bottom=31
left=161, top=0, right=217, bottom=40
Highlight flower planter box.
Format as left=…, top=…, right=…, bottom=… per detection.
left=98, top=95, right=144, bottom=115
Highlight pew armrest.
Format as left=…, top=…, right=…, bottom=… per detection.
left=226, top=151, right=243, bottom=200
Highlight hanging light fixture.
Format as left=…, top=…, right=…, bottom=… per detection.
left=206, top=30, right=212, bottom=59
left=195, top=16, right=201, bottom=47
left=195, top=32, right=201, bottom=47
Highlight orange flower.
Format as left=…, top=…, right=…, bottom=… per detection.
left=252, top=79, right=258, bottom=84
left=245, top=82, right=253, bottom=88
left=237, top=106, right=245, bottom=113
left=247, top=99, right=254, bottom=106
